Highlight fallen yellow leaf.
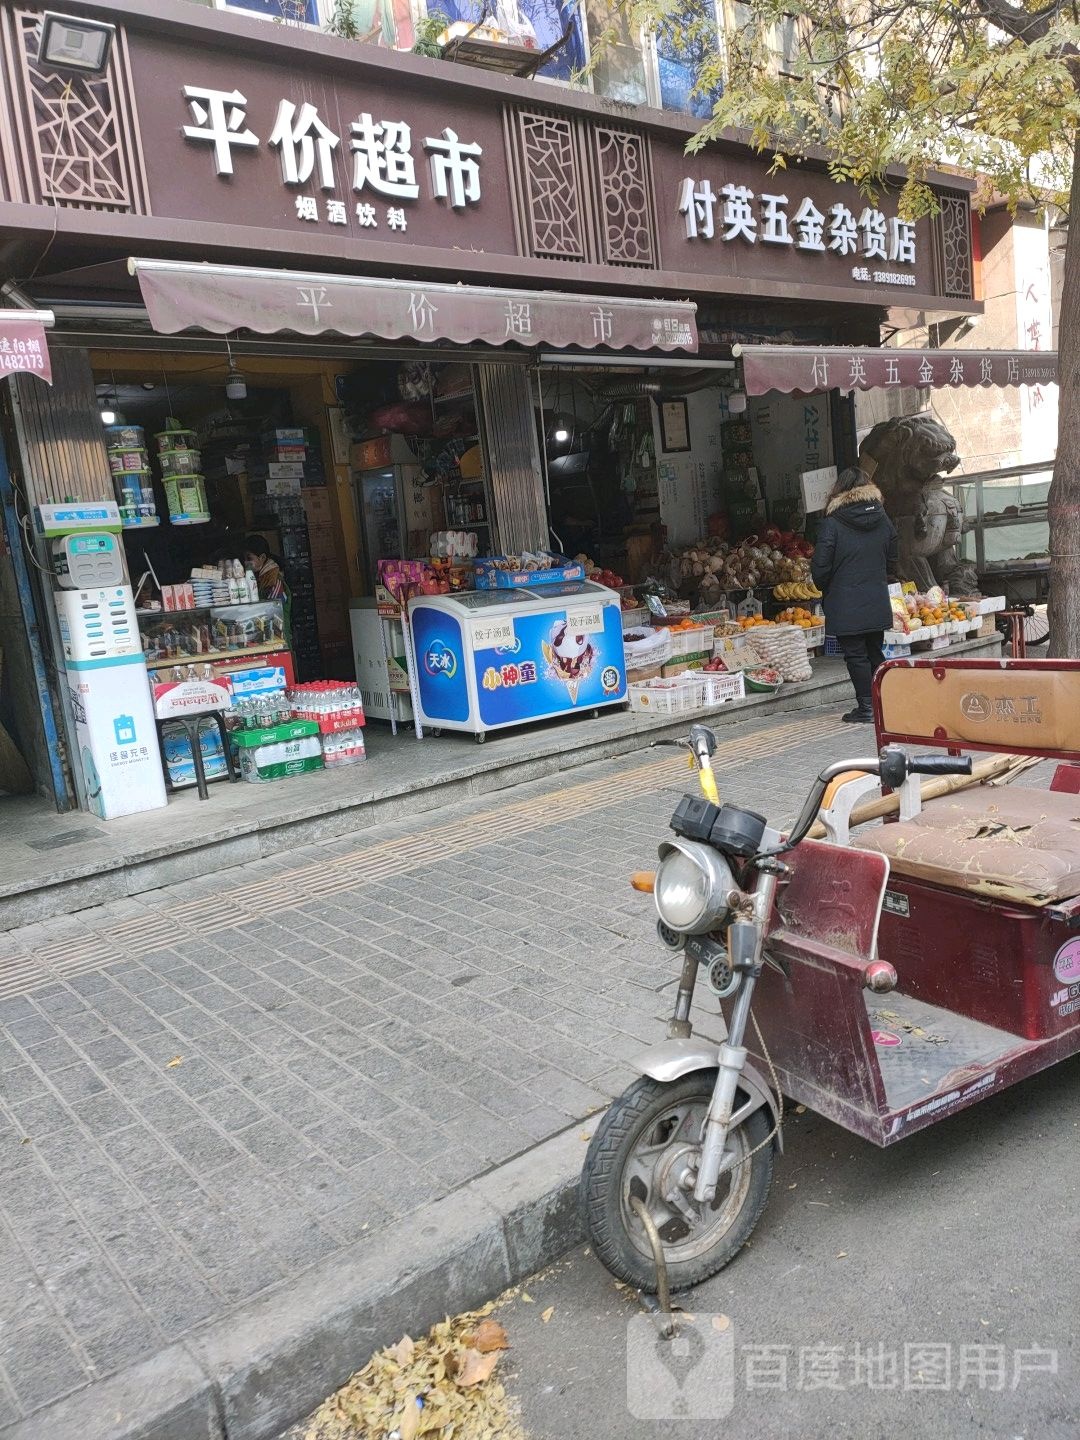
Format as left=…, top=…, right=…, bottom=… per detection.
left=456, top=1348, right=499, bottom=1388
left=464, top=1319, right=509, bottom=1354
left=836, top=1251, right=848, bottom=1259
left=521, top=1292, right=534, bottom=1303
left=712, top=1315, right=731, bottom=1332
left=166, top=1056, right=183, bottom=1069
left=394, top=1336, right=415, bottom=1366
left=541, top=1306, right=554, bottom=1324
left=399, top=1394, right=421, bottom=1440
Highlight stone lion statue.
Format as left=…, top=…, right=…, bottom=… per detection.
left=859, top=414, right=980, bottom=594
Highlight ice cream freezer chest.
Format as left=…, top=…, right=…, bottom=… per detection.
left=407, top=581, right=627, bottom=738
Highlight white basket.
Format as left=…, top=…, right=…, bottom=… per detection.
left=700, top=670, right=746, bottom=706
left=803, top=624, right=826, bottom=650
left=628, top=676, right=707, bottom=714
left=621, top=606, right=650, bottom=629
left=667, top=625, right=713, bottom=657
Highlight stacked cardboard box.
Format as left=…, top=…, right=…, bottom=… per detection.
left=247, top=430, right=323, bottom=680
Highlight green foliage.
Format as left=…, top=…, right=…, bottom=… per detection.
left=325, top=0, right=362, bottom=40
left=620, top=0, right=1080, bottom=215
left=412, top=10, right=449, bottom=57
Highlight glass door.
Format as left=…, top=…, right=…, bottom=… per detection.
left=356, top=467, right=403, bottom=590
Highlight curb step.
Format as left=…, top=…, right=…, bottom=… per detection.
left=1, top=1123, right=593, bottom=1440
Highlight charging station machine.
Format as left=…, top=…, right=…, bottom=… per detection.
left=36, top=502, right=166, bottom=819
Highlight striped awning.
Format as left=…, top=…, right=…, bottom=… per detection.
left=129, top=259, right=698, bottom=355
left=732, top=344, right=1057, bottom=396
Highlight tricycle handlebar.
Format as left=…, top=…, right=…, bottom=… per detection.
left=907, top=754, right=973, bottom=777
left=774, top=748, right=972, bottom=855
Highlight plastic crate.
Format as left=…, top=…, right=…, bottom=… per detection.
left=823, top=634, right=842, bottom=656
left=700, top=670, right=746, bottom=706
left=621, top=606, right=650, bottom=629
left=667, top=625, right=713, bottom=657
left=803, top=624, right=826, bottom=650
left=628, top=676, right=707, bottom=714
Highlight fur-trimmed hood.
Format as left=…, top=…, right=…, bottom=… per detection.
left=826, top=481, right=883, bottom=515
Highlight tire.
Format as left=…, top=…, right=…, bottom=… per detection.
left=582, top=1071, right=774, bottom=1292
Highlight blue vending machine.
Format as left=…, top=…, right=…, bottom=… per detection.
left=408, top=581, right=627, bottom=741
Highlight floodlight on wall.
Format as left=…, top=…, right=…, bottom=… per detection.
left=38, top=12, right=115, bottom=73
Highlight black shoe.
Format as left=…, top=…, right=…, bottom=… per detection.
left=842, top=706, right=874, bottom=724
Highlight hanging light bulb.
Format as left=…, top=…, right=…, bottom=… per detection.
left=100, top=409, right=117, bottom=426
left=224, top=339, right=247, bottom=400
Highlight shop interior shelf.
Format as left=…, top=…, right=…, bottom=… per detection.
left=981, top=558, right=1050, bottom=572
left=144, top=640, right=285, bottom=667
left=136, top=600, right=270, bottom=618
left=963, top=510, right=1048, bottom=531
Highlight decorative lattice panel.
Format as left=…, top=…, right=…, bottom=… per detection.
left=514, top=111, right=587, bottom=261
left=592, top=126, right=656, bottom=268
left=934, top=192, right=973, bottom=300
left=2, top=8, right=146, bottom=211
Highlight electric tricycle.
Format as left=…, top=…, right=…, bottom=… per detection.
left=582, top=658, right=1080, bottom=1291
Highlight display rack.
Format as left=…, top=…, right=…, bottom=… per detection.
left=373, top=593, right=423, bottom=739
left=144, top=640, right=284, bottom=670
left=944, top=460, right=1052, bottom=604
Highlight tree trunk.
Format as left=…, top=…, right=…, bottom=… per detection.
left=1047, top=130, right=1080, bottom=657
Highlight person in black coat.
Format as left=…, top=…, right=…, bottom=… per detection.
left=810, top=468, right=899, bottom=724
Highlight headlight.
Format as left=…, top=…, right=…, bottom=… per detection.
left=654, top=839, right=736, bottom=935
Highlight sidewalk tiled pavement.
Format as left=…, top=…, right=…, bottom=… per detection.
left=0, top=710, right=858, bottom=1426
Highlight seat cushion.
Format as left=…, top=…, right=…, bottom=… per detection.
left=859, top=787, right=1080, bottom=906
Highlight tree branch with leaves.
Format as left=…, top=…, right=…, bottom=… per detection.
left=607, top=0, right=1080, bottom=649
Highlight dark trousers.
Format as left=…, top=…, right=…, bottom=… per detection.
left=838, top=631, right=885, bottom=708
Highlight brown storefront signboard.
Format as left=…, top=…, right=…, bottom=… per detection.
left=0, top=0, right=977, bottom=317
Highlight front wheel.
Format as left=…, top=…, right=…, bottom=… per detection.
left=581, top=1072, right=774, bottom=1292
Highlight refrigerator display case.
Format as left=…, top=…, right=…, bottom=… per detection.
left=349, top=597, right=414, bottom=727
left=354, top=464, right=431, bottom=592
left=407, top=580, right=627, bottom=740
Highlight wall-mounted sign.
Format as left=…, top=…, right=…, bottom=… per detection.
left=679, top=180, right=915, bottom=261
left=658, top=397, right=690, bottom=453
left=182, top=85, right=484, bottom=232
left=0, top=314, right=51, bottom=385
left=800, top=464, right=838, bottom=514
